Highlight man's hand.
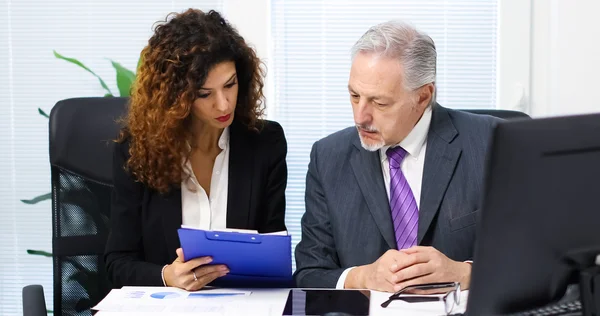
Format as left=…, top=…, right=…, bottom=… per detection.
left=344, top=247, right=471, bottom=293
left=393, top=246, right=471, bottom=293
left=345, top=249, right=410, bottom=292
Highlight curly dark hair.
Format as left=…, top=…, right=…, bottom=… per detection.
left=119, top=8, right=266, bottom=193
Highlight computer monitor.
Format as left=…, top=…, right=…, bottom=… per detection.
left=466, top=113, right=600, bottom=315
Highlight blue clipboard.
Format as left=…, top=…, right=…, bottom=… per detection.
left=177, top=228, right=293, bottom=287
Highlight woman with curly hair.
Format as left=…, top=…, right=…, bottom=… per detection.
left=104, top=9, right=287, bottom=291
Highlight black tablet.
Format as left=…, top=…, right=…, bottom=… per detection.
left=282, top=289, right=370, bottom=316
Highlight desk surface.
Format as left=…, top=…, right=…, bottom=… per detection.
left=94, top=287, right=468, bottom=316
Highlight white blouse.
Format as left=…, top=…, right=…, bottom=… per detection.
left=181, top=127, right=230, bottom=230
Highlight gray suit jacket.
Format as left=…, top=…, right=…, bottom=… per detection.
left=293, top=105, right=500, bottom=288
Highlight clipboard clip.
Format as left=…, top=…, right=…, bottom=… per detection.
left=204, top=231, right=262, bottom=244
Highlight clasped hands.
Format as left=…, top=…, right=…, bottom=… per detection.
left=347, top=246, right=471, bottom=293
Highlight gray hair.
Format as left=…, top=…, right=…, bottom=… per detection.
left=351, top=20, right=437, bottom=103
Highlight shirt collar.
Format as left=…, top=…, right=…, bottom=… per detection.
left=379, top=106, right=432, bottom=162
left=218, top=126, right=230, bottom=150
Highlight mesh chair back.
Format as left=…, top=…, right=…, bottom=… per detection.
left=49, top=97, right=128, bottom=315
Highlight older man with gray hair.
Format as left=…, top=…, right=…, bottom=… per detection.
left=293, top=20, right=500, bottom=293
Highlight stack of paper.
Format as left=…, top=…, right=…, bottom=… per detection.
left=93, top=287, right=289, bottom=316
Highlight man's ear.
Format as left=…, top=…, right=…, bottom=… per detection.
left=416, top=83, right=435, bottom=109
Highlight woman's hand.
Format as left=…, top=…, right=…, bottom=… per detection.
left=163, top=248, right=229, bottom=291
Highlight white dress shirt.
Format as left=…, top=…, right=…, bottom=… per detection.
left=336, top=107, right=433, bottom=289
left=181, top=127, right=230, bottom=230
left=161, top=128, right=230, bottom=286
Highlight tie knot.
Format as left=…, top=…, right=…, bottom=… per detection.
left=386, top=146, right=407, bottom=169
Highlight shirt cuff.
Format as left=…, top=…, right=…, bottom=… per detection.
left=336, top=267, right=356, bottom=289
left=464, top=260, right=473, bottom=264
left=161, top=264, right=169, bottom=286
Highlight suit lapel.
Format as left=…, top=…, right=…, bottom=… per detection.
left=161, top=187, right=183, bottom=254
left=418, top=105, right=461, bottom=243
left=350, top=136, right=397, bottom=249
left=226, top=120, right=254, bottom=229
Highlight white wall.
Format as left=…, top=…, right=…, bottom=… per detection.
left=221, top=0, right=273, bottom=117
left=529, top=0, right=600, bottom=117
left=222, top=0, right=269, bottom=62
left=492, top=0, right=600, bottom=117
left=496, top=0, right=531, bottom=113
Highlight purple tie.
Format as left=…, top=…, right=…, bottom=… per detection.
left=386, top=146, right=419, bottom=250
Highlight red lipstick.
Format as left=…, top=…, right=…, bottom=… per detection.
left=216, top=114, right=231, bottom=122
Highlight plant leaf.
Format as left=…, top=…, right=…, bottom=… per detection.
left=21, top=192, right=51, bottom=204
left=104, top=93, right=114, bottom=97
left=27, top=249, right=53, bottom=257
left=53, top=50, right=114, bottom=96
left=110, top=60, right=135, bottom=97
left=38, top=108, right=49, bottom=118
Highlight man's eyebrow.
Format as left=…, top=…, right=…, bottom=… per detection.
left=372, top=95, right=392, bottom=101
left=347, top=87, right=391, bottom=101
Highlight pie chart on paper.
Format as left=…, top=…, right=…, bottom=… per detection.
left=150, top=292, right=182, bottom=299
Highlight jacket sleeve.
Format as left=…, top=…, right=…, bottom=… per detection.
left=259, top=121, right=288, bottom=233
left=104, top=140, right=165, bottom=287
left=293, top=141, right=345, bottom=288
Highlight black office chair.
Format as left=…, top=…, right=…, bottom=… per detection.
left=461, top=108, right=531, bottom=120
left=23, top=97, right=129, bottom=316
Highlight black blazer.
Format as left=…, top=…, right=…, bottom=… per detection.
left=104, top=120, right=288, bottom=287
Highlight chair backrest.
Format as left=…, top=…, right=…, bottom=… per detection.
left=22, top=285, right=47, bottom=316
left=49, top=97, right=128, bottom=315
left=461, top=109, right=531, bottom=120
